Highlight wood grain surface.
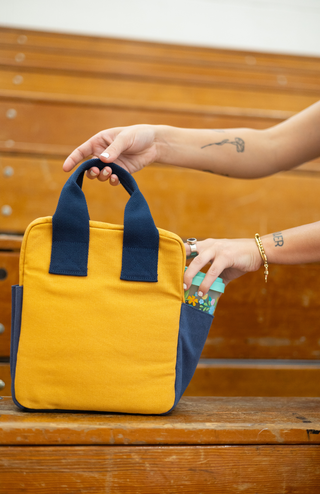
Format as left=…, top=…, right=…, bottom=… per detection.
left=1, top=396, right=320, bottom=446
left=1, top=68, right=318, bottom=114
left=1, top=396, right=320, bottom=493
left=1, top=444, right=320, bottom=493
left=1, top=158, right=320, bottom=238
left=0, top=249, right=20, bottom=357
left=1, top=26, right=320, bottom=74
left=1, top=46, right=320, bottom=94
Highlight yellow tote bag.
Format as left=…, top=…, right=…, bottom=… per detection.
left=11, top=159, right=214, bottom=414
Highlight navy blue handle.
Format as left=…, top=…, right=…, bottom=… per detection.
left=49, top=159, right=159, bottom=282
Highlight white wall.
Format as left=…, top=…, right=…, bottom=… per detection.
left=2, top=0, right=320, bottom=57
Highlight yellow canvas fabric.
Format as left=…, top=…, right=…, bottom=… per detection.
left=15, top=217, right=185, bottom=414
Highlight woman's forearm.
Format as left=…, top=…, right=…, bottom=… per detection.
left=261, top=221, right=320, bottom=265
left=184, top=221, right=320, bottom=293
left=63, top=100, right=320, bottom=185
left=156, top=125, right=276, bottom=178
left=155, top=101, right=320, bottom=178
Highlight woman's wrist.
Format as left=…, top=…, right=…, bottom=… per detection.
left=153, top=125, right=179, bottom=164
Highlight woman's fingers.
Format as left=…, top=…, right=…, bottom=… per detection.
left=184, top=243, right=228, bottom=295
left=63, top=139, right=97, bottom=172
left=198, top=260, right=228, bottom=295
left=85, top=167, right=121, bottom=185
left=184, top=238, right=261, bottom=293
left=62, top=128, right=124, bottom=173
left=109, top=174, right=121, bottom=186
left=85, top=166, right=111, bottom=181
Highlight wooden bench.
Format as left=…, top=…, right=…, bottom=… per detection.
left=1, top=26, right=320, bottom=401
left=1, top=26, right=320, bottom=492
left=1, top=395, right=320, bottom=493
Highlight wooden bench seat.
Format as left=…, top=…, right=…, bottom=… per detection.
left=1, top=396, right=320, bottom=493
left=1, top=46, right=320, bottom=93
left=0, top=99, right=293, bottom=158
left=1, top=67, right=318, bottom=114
left=1, top=26, right=320, bottom=75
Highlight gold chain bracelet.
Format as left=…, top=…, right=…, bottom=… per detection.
left=254, top=233, right=268, bottom=283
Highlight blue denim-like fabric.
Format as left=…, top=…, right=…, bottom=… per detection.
left=165, top=303, right=213, bottom=413
left=10, top=285, right=25, bottom=409
left=49, top=159, right=159, bottom=282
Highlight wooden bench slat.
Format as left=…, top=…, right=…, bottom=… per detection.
left=1, top=395, right=320, bottom=493
left=185, top=360, right=320, bottom=397
left=1, top=47, right=320, bottom=93
left=1, top=26, right=320, bottom=75
left=0, top=249, right=20, bottom=357
left=206, top=265, right=320, bottom=360
left=1, top=444, right=320, bottom=493
left=1, top=101, right=320, bottom=173
left=0, top=364, right=11, bottom=396
left=1, top=159, right=319, bottom=237
left=1, top=396, right=320, bottom=445
left=0, top=99, right=289, bottom=155
left=1, top=69, right=319, bottom=114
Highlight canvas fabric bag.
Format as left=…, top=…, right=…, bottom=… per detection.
left=11, top=159, right=213, bottom=414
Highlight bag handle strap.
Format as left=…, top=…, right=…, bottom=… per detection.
left=49, top=159, right=159, bottom=282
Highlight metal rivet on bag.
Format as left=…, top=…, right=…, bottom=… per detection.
left=3, top=166, right=14, bottom=177
left=6, top=109, right=17, bottom=119
left=0, top=380, right=5, bottom=391
left=0, top=323, right=4, bottom=334
left=1, top=205, right=12, bottom=216
left=0, top=268, right=8, bottom=280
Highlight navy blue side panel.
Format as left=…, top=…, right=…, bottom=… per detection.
left=10, top=285, right=26, bottom=410
left=166, top=303, right=213, bottom=413
left=10, top=285, right=23, bottom=379
left=50, top=159, right=159, bottom=282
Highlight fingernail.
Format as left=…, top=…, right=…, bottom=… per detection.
left=110, top=177, right=116, bottom=183
left=198, top=291, right=204, bottom=297
left=183, top=283, right=187, bottom=290
left=102, top=168, right=109, bottom=176
left=101, top=152, right=109, bottom=159
left=90, top=170, right=98, bottom=177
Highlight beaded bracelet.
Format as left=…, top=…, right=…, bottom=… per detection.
left=254, top=233, right=268, bottom=283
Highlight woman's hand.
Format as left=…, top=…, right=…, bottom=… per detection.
left=63, top=124, right=159, bottom=185
left=184, top=238, right=263, bottom=293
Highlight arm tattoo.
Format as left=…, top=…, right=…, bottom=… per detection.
left=201, top=137, right=245, bottom=153
left=273, top=232, right=284, bottom=247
